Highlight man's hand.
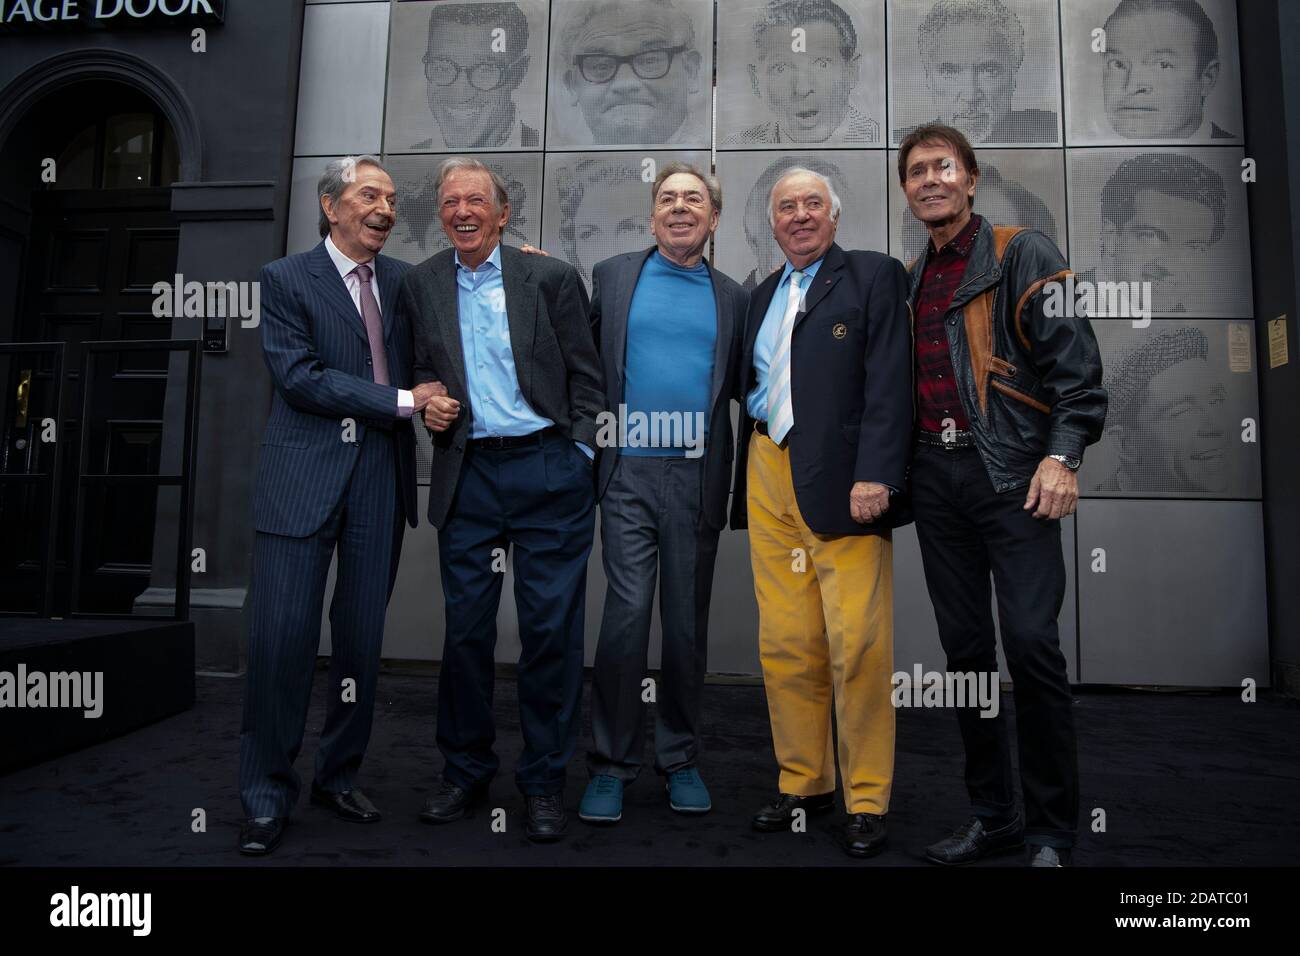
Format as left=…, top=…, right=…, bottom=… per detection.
left=1023, top=456, right=1078, bottom=520
left=411, top=380, right=448, bottom=411
left=850, top=481, right=890, bottom=524
left=519, top=244, right=550, bottom=257
left=423, top=393, right=461, bottom=432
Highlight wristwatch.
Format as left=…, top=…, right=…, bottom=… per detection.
left=1049, top=454, right=1081, bottom=472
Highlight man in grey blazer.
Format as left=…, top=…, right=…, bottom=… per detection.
left=398, top=157, right=604, bottom=842
left=239, top=156, right=444, bottom=856
left=578, top=162, right=749, bottom=824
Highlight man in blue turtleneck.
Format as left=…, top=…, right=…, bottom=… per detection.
left=580, top=162, right=749, bottom=824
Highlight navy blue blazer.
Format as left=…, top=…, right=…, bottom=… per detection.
left=252, top=240, right=418, bottom=538
left=730, top=242, right=914, bottom=536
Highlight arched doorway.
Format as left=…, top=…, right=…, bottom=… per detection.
left=1, top=78, right=181, bottom=615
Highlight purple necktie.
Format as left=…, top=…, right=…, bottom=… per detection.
left=352, top=262, right=390, bottom=386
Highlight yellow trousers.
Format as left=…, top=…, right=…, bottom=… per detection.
left=746, top=428, right=895, bottom=815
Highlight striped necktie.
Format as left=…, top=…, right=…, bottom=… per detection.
left=766, top=270, right=804, bottom=445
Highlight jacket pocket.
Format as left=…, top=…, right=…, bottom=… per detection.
left=990, top=378, right=1051, bottom=414
left=990, top=356, right=1017, bottom=378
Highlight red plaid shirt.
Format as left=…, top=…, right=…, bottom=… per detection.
left=914, top=214, right=981, bottom=433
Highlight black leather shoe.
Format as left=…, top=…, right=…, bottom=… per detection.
left=1028, top=845, right=1072, bottom=867
left=418, top=779, right=488, bottom=824
left=310, top=784, right=382, bottom=823
left=525, top=793, right=568, bottom=843
left=238, top=817, right=287, bottom=856
left=751, top=792, right=836, bottom=832
left=924, top=814, right=1025, bottom=865
left=839, top=812, right=888, bottom=858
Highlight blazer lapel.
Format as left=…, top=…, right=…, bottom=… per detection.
left=794, top=243, right=844, bottom=329
left=499, top=245, right=537, bottom=399
left=611, top=249, right=654, bottom=400
left=307, top=241, right=369, bottom=345
left=429, top=253, right=469, bottom=399
left=706, top=262, right=731, bottom=413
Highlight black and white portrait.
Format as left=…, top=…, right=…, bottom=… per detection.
left=380, top=153, right=544, bottom=265
left=383, top=0, right=549, bottom=152
left=1081, top=320, right=1260, bottom=497
left=889, top=0, right=1062, bottom=146
left=716, top=0, right=886, bottom=148
left=1063, top=0, right=1243, bottom=145
left=540, top=151, right=710, bottom=288
left=713, top=151, right=888, bottom=290
left=889, top=148, right=1067, bottom=263
left=546, top=0, right=714, bottom=149
left=1068, top=148, right=1252, bottom=318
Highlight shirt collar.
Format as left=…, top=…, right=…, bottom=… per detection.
left=324, top=233, right=373, bottom=279
left=455, top=243, right=502, bottom=274
left=778, top=255, right=825, bottom=288
left=928, top=213, right=982, bottom=259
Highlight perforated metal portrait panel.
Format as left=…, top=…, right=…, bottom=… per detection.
left=384, top=0, right=550, bottom=153
left=716, top=0, right=886, bottom=149
left=1080, top=319, right=1261, bottom=498
left=887, top=0, right=1063, bottom=147
left=1067, top=147, right=1252, bottom=318
left=546, top=0, right=715, bottom=148
left=1062, top=0, right=1244, bottom=146
left=539, top=150, right=710, bottom=289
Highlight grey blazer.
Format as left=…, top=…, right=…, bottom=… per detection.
left=589, top=248, right=749, bottom=532
left=398, top=243, right=605, bottom=529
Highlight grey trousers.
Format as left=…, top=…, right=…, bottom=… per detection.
left=587, top=454, right=720, bottom=781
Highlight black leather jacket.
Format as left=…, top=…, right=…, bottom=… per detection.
left=906, top=219, right=1108, bottom=493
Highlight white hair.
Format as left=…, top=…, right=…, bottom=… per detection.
left=767, top=167, right=842, bottom=228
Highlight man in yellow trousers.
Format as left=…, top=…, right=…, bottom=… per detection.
left=730, top=167, right=914, bottom=859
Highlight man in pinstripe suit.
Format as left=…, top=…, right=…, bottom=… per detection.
left=238, top=156, right=445, bottom=856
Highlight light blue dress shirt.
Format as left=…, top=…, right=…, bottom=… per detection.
left=746, top=257, right=824, bottom=421
left=456, top=245, right=592, bottom=457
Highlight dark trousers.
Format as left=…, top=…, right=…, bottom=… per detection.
left=437, top=432, right=594, bottom=796
left=911, top=443, right=1078, bottom=848
left=588, top=454, right=719, bottom=781
left=239, top=431, right=403, bottom=819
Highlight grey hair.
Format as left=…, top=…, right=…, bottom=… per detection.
left=318, top=155, right=387, bottom=238
left=433, top=156, right=511, bottom=212
left=651, top=160, right=722, bottom=214
left=767, top=167, right=842, bottom=228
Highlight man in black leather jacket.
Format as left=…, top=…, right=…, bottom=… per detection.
left=898, top=124, right=1107, bottom=868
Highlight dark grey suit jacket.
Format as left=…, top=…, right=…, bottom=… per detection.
left=398, top=243, right=605, bottom=529
left=590, top=248, right=749, bottom=532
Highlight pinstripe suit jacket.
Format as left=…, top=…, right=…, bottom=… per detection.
left=252, top=240, right=418, bottom=538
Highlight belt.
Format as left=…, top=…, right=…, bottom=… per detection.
left=916, top=429, right=976, bottom=449
left=468, top=425, right=559, bottom=450
left=754, top=419, right=787, bottom=447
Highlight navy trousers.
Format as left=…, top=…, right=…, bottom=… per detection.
left=239, top=430, right=403, bottom=819
left=436, top=431, right=595, bottom=796
left=911, top=442, right=1079, bottom=848
left=588, top=454, right=718, bottom=781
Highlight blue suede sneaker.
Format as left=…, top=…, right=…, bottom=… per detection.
left=666, top=767, right=712, bottom=814
left=579, top=774, right=624, bottom=824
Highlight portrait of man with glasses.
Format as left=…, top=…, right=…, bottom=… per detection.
left=406, top=1, right=543, bottom=151
left=551, top=0, right=711, bottom=147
